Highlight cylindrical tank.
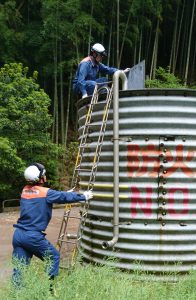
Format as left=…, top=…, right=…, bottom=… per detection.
left=77, top=89, right=196, bottom=273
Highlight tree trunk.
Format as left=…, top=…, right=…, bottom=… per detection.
left=107, top=3, right=114, bottom=66
left=150, top=19, right=159, bottom=79
left=54, top=48, right=58, bottom=144
left=59, top=41, right=65, bottom=144
left=119, top=3, right=132, bottom=66
left=88, top=0, right=94, bottom=54
left=65, top=71, right=72, bottom=146
left=190, top=40, right=196, bottom=82
left=152, top=28, right=158, bottom=79
left=54, top=1, right=59, bottom=144
left=184, top=0, right=196, bottom=85
left=145, top=26, right=152, bottom=72
left=179, top=3, right=188, bottom=77
left=116, top=0, right=120, bottom=67
left=173, top=0, right=185, bottom=73
left=138, top=29, right=142, bottom=63
left=133, top=38, right=137, bottom=66
left=75, top=36, right=80, bottom=63
left=169, top=3, right=179, bottom=72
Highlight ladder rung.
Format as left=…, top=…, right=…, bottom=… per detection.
left=59, top=234, right=65, bottom=239
left=75, top=168, right=93, bottom=172
left=86, top=123, right=100, bottom=127
left=81, top=211, right=88, bottom=217
left=75, top=166, right=97, bottom=172
left=66, top=233, right=77, bottom=239
left=59, top=240, right=77, bottom=245
left=79, top=144, right=90, bottom=148
left=88, top=101, right=106, bottom=107
left=66, top=216, right=81, bottom=220
left=78, top=143, right=102, bottom=151
left=63, top=211, right=71, bottom=216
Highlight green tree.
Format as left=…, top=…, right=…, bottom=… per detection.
left=0, top=0, right=24, bottom=63
left=0, top=137, right=24, bottom=202
left=40, top=0, right=104, bottom=144
left=0, top=0, right=195, bottom=145
left=0, top=62, right=61, bottom=202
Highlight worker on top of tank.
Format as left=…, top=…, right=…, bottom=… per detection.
left=72, top=42, right=129, bottom=99
left=12, top=162, right=93, bottom=287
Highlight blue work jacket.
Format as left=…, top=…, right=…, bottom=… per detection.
left=13, top=185, right=85, bottom=232
left=72, top=56, right=118, bottom=96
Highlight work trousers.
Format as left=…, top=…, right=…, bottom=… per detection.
left=12, top=228, right=60, bottom=284
left=74, top=77, right=108, bottom=97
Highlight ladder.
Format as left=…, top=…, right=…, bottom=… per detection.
left=56, top=82, right=113, bottom=267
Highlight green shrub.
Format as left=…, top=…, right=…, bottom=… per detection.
left=146, top=67, right=185, bottom=88
left=55, top=141, right=78, bottom=190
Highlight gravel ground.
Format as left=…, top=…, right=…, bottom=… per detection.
left=0, top=206, right=70, bottom=283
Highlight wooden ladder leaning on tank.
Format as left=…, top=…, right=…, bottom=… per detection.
left=56, top=82, right=113, bottom=268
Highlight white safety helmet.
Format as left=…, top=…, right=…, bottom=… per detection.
left=91, top=43, right=107, bottom=57
left=24, top=163, right=46, bottom=183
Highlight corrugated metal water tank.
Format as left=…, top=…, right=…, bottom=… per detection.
left=77, top=89, right=196, bottom=274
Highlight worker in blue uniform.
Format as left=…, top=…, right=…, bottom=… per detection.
left=72, top=43, right=119, bottom=99
left=73, top=43, right=130, bottom=99
left=12, top=162, right=93, bottom=286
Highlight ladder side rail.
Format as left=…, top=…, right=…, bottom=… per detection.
left=87, top=85, right=113, bottom=189
left=57, top=84, right=102, bottom=253
left=71, top=84, right=99, bottom=188
left=71, top=84, right=111, bottom=189
left=74, top=81, right=112, bottom=166
left=82, top=85, right=113, bottom=191
left=76, top=85, right=114, bottom=250
left=92, top=86, right=113, bottom=159
left=89, top=84, right=113, bottom=169
left=56, top=205, right=72, bottom=251
left=57, top=82, right=113, bottom=265
left=76, top=89, right=112, bottom=190
left=76, top=80, right=112, bottom=155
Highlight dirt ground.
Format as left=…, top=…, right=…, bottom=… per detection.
left=0, top=206, right=74, bottom=283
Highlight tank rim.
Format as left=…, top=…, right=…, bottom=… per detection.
left=77, top=88, right=196, bottom=109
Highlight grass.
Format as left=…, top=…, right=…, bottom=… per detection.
left=1, top=259, right=196, bottom=300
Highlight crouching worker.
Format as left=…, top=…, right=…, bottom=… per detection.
left=72, top=43, right=119, bottom=99
left=12, top=162, right=93, bottom=286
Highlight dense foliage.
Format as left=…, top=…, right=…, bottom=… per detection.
left=145, top=67, right=185, bottom=88
left=0, top=63, right=62, bottom=202
left=0, top=1, right=195, bottom=199
left=0, top=0, right=195, bottom=144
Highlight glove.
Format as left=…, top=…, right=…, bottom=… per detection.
left=67, top=188, right=74, bottom=193
left=83, top=190, right=93, bottom=201
left=124, top=68, right=130, bottom=73
left=82, top=93, right=88, bottom=99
